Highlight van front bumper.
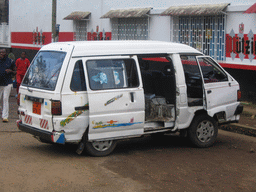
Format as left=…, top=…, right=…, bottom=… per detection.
left=18, top=121, right=65, bottom=144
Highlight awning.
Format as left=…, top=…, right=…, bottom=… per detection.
left=63, top=11, right=91, bottom=20
left=244, top=3, right=256, bottom=14
left=101, top=7, right=152, bottom=19
left=161, top=3, right=230, bottom=16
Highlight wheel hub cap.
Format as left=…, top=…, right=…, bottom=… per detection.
left=92, top=140, right=113, bottom=151
left=196, top=120, right=214, bottom=143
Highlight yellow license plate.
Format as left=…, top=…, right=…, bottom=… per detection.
left=33, top=102, right=41, bottom=115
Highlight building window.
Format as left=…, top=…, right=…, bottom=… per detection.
left=172, top=15, right=226, bottom=61
left=74, top=20, right=87, bottom=41
left=112, top=18, right=149, bottom=40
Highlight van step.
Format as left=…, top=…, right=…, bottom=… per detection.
left=144, top=121, right=175, bottom=133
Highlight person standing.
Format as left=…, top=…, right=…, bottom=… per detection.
left=15, top=51, right=30, bottom=94
left=0, top=49, right=16, bottom=122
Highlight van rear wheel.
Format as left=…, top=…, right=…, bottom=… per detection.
left=188, top=114, right=218, bottom=148
left=85, top=140, right=117, bottom=157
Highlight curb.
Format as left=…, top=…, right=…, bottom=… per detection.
left=220, top=123, right=256, bottom=137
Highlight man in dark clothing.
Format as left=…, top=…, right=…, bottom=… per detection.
left=0, top=49, right=16, bottom=122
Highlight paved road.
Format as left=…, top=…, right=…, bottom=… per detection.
left=1, top=89, right=256, bottom=191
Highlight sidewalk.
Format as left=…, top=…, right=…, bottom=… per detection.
left=1, top=88, right=256, bottom=137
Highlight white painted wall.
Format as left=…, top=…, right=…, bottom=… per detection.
left=149, top=15, right=170, bottom=41
left=10, top=0, right=256, bottom=34
left=227, top=12, right=256, bottom=34
left=10, top=0, right=52, bottom=32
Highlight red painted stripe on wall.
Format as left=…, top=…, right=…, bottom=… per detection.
left=11, top=32, right=33, bottom=44
left=11, top=32, right=74, bottom=45
left=59, top=32, right=74, bottom=42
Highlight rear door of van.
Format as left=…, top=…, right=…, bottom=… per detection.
left=19, top=45, right=74, bottom=135
left=84, top=56, right=145, bottom=141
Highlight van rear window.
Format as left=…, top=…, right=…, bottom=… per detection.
left=22, top=51, right=66, bottom=90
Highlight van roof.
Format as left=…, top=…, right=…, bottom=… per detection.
left=41, top=40, right=202, bottom=57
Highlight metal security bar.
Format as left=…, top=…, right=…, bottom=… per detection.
left=112, top=18, right=149, bottom=40
left=74, top=20, right=87, bottom=41
left=172, top=15, right=226, bottom=61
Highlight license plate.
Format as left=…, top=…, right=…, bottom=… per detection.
left=33, top=102, right=41, bottom=115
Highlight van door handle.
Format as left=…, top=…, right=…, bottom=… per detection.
left=75, top=106, right=89, bottom=111
left=207, top=90, right=212, bottom=94
left=130, top=92, right=135, bottom=102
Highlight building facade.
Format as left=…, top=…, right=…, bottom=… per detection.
left=2, top=0, right=256, bottom=101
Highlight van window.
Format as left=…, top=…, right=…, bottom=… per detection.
left=70, top=60, right=86, bottom=91
left=87, top=59, right=139, bottom=90
left=22, top=51, right=66, bottom=90
left=197, top=57, right=228, bottom=83
left=181, top=55, right=203, bottom=99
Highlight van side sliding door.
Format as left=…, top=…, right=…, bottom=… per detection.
left=84, top=56, right=144, bottom=141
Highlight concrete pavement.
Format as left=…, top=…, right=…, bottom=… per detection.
left=1, top=88, right=256, bottom=137
left=0, top=88, right=19, bottom=132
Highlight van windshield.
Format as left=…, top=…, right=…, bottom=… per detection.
left=22, top=51, right=66, bottom=90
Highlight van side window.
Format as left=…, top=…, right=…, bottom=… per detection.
left=87, top=59, right=139, bottom=90
left=70, top=60, right=86, bottom=91
left=197, top=57, right=228, bottom=83
left=181, top=55, right=203, bottom=99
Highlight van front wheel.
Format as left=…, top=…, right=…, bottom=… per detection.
left=188, top=115, right=218, bottom=148
left=85, top=140, right=117, bottom=157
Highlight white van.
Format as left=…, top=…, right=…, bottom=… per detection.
left=17, top=41, right=243, bottom=156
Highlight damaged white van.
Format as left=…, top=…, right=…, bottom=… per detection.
left=17, top=41, right=243, bottom=156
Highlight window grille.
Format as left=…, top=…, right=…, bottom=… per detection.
left=172, top=15, right=226, bottom=61
left=112, top=18, right=149, bottom=40
left=74, top=20, right=87, bottom=41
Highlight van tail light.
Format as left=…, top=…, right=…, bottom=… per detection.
left=17, top=93, right=20, bottom=106
left=51, top=100, right=62, bottom=115
left=237, top=90, right=242, bottom=101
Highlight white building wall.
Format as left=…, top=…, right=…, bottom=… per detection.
left=149, top=15, right=170, bottom=41
left=226, top=5, right=256, bottom=34
left=10, top=0, right=52, bottom=32
left=10, top=0, right=256, bottom=34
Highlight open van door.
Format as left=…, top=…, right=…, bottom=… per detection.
left=84, top=56, right=145, bottom=141
left=196, top=56, right=240, bottom=120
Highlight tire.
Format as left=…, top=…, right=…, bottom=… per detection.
left=188, top=114, right=218, bottom=148
left=85, top=140, right=117, bottom=157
